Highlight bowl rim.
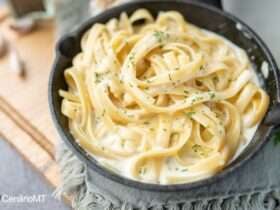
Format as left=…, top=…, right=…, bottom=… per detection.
left=49, top=0, right=280, bottom=192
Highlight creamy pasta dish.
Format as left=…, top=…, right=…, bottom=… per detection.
left=59, top=9, right=269, bottom=184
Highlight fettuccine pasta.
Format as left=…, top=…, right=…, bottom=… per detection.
left=59, top=9, right=269, bottom=184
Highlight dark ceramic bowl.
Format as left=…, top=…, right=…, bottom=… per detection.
left=49, top=0, right=280, bottom=205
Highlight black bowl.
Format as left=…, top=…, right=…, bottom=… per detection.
left=49, top=0, right=280, bottom=205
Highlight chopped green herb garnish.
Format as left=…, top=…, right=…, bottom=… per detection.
left=139, top=167, right=147, bottom=175
left=181, top=168, right=188, bottom=172
left=209, top=92, right=216, bottom=99
left=272, top=130, right=280, bottom=145
left=128, top=53, right=135, bottom=61
left=186, top=111, right=196, bottom=118
left=127, top=53, right=135, bottom=66
left=168, top=73, right=172, bottom=81
left=192, top=144, right=202, bottom=153
left=94, top=72, right=102, bottom=83
left=199, top=66, right=205, bottom=71
left=213, top=76, right=219, bottom=83
left=153, top=31, right=169, bottom=43
left=163, top=128, right=167, bottom=132
left=192, top=96, right=204, bottom=104
left=184, top=90, right=189, bottom=95
left=143, top=121, right=150, bottom=125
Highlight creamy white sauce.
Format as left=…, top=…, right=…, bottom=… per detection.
left=261, top=61, right=269, bottom=79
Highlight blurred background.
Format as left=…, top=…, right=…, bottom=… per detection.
left=0, top=0, right=279, bottom=209
left=224, top=0, right=280, bottom=65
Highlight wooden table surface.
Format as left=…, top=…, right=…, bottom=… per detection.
left=0, top=7, right=60, bottom=188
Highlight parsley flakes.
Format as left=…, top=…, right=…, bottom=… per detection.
left=191, top=95, right=204, bottom=104
left=272, top=130, right=280, bottom=145
left=192, top=144, right=202, bottom=153
left=199, top=66, right=205, bottom=71
left=168, top=73, right=172, bottom=81
left=153, top=31, right=169, bottom=43
left=186, top=111, right=196, bottom=118
left=127, top=53, right=135, bottom=67
left=139, top=167, right=147, bottom=175
left=213, top=76, right=219, bottom=83
left=209, top=92, right=216, bottom=99
left=94, top=72, right=102, bottom=83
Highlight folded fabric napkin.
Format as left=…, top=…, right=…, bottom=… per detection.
left=54, top=1, right=280, bottom=209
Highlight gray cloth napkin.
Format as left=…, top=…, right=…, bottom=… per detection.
left=55, top=139, right=280, bottom=210
left=54, top=1, right=280, bottom=209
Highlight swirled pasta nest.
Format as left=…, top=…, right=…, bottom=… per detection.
left=60, top=9, right=269, bottom=184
